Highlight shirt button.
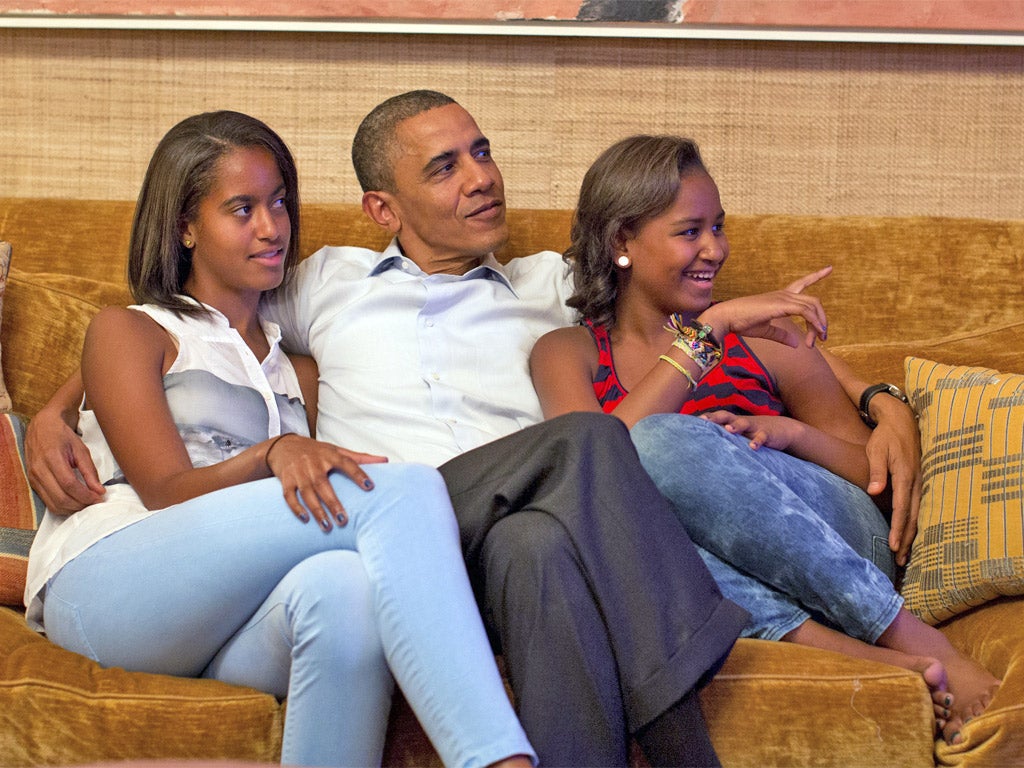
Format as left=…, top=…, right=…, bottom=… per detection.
left=432, top=373, right=440, bottom=381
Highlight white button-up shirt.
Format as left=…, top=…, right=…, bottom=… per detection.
left=263, top=239, right=576, bottom=467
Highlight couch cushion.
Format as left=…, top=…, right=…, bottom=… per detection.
left=827, top=320, right=1024, bottom=386
left=700, top=638, right=933, bottom=766
left=0, top=606, right=283, bottom=765
left=0, top=269, right=128, bottom=420
left=0, top=241, right=11, bottom=413
left=0, top=413, right=43, bottom=607
left=937, top=599, right=1024, bottom=762
left=901, top=357, right=1024, bottom=624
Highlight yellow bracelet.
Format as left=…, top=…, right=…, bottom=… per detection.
left=658, top=355, right=697, bottom=391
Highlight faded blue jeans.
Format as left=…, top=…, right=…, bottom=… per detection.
left=42, top=463, right=534, bottom=768
left=631, top=414, right=902, bottom=644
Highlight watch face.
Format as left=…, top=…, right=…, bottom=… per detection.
left=885, top=384, right=910, bottom=403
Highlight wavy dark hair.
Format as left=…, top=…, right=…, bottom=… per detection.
left=351, top=90, right=457, bottom=193
left=565, top=135, right=707, bottom=328
left=128, top=110, right=301, bottom=314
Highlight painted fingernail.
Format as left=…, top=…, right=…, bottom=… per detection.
left=944, top=695, right=952, bottom=707
left=320, top=517, right=332, bottom=532
left=362, top=478, right=374, bottom=490
left=336, top=511, right=346, bottom=525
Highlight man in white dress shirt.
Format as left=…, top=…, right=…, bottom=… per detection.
left=261, top=90, right=748, bottom=766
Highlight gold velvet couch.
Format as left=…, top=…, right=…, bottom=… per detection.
left=1, top=198, right=1023, bottom=767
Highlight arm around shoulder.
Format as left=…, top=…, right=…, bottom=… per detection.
left=26, top=364, right=104, bottom=515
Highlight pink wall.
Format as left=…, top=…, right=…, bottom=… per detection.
left=682, top=0, right=1024, bottom=31
left=1, top=0, right=1022, bottom=31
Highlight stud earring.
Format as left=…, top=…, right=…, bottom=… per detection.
left=616, top=255, right=631, bottom=268
left=183, top=238, right=193, bottom=249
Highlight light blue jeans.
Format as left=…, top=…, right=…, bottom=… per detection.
left=631, top=414, right=902, bottom=644
left=42, top=463, right=534, bottom=768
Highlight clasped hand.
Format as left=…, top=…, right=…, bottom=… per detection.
left=263, top=434, right=388, bottom=531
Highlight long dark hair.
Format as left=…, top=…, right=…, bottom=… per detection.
left=128, top=110, right=301, bottom=313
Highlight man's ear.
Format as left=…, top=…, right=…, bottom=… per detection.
left=361, top=190, right=401, bottom=235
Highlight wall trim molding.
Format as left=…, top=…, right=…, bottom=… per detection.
left=2, top=15, right=1023, bottom=46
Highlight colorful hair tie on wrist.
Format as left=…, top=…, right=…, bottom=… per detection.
left=664, top=314, right=722, bottom=379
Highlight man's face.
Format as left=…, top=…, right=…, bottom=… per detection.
left=383, top=103, right=508, bottom=272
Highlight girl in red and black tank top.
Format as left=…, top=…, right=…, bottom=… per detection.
left=530, top=135, right=1000, bottom=737
left=584, top=317, right=784, bottom=418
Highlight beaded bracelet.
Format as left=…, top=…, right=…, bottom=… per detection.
left=658, top=354, right=697, bottom=390
left=664, top=314, right=723, bottom=378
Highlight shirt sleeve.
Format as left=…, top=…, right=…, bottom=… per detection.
left=262, top=249, right=324, bottom=356
left=553, top=254, right=579, bottom=325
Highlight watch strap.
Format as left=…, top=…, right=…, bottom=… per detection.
left=859, top=382, right=909, bottom=428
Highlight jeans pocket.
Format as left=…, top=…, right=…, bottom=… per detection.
left=871, top=534, right=897, bottom=584
left=42, top=586, right=100, bottom=662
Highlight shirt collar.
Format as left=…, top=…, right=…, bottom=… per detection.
left=368, top=238, right=519, bottom=297
left=173, top=294, right=284, bottom=352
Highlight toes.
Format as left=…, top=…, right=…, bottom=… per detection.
left=942, top=715, right=965, bottom=745
left=965, top=694, right=990, bottom=721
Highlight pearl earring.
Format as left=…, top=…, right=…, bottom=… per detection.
left=616, top=255, right=631, bottom=268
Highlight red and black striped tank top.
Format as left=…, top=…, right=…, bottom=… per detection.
left=584, top=319, right=785, bottom=417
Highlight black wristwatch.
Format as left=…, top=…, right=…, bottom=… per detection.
left=859, top=383, right=910, bottom=428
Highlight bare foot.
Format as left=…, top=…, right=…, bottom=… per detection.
left=782, top=620, right=958, bottom=732
left=880, top=655, right=957, bottom=736
left=938, top=653, right=1001, bottom=744
left=784, top=621, right=947, bottom=687
left=876, top=609, right=1002, bottom=744
left=913, top=658, right=955, bottom=733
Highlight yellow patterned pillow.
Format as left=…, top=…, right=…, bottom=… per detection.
left=902, top=357, right=1024, bottom=624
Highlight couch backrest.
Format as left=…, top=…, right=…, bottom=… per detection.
left=3, top=197, right=1024, bottom=417
left=4, top=198, right=1022, bottom=344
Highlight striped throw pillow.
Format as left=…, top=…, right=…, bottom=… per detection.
left=0, top=413, right=45, bottom=606
left=902, top=357, right=1024, bottom=624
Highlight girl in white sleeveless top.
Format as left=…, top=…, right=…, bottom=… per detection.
left=25, top=111, right=534, bottom=768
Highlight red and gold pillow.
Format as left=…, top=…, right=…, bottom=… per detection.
left=0, top=412, right=44, bottom=607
